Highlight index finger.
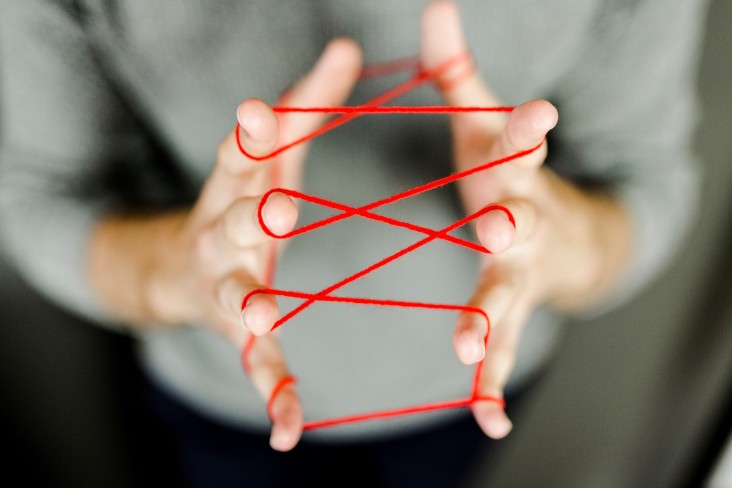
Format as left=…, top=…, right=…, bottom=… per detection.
left=217, top=98, right=281, bottom=176
left=192, top=100, right=280, bottom=224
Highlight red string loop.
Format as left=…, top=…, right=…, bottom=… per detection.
left=238, top=52, right=539, bottom=430
left=267, top=376, right=297, bottom=422
left=246, top=203, right=515, bottom=332
left=235, top=51, right=475, bottom=162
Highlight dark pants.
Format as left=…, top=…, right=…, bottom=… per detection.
left=143, top=375, right=518, bottom=488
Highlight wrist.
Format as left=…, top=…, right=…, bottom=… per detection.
left=90, top=209, right=191, bottom=327
left=141, top=210, right=195, bottom=326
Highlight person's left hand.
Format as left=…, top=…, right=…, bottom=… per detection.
left=421, top=1, right=631, bottom=438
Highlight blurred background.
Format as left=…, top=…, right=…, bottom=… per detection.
left=1, top=1, right=731, bottom=486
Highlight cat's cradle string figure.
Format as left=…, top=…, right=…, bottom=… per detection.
left=237, top=52, right=542, bottom=431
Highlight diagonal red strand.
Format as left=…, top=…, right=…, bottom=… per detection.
left=249, top=290, right=501, bottom=430
left=235, top=52, right=473, bottom=161
left=256, top=142, right=540, bottom=249
left=272, top=106, right=514, bottom=114
left=247, top=206, right=515, bottom=430
left=245, top=205, right=515, bottom=330
left=258, top=188, right=487, bottom=253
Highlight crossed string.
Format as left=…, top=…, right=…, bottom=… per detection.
left=237, top=52, right=543, bottom=431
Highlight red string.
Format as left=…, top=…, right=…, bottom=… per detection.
left=266, top=375, right=297, bottom=422
left=248, top=204, right=517, bottom=332
left=234, top=52, right=472, bottom=162
left=357, top=55, right=420, bottom=80
left=303, top=396, right=506, bottom=431
left=272, top=106, right=513, bottom=114
left=239, top=52, right=541, bottom=431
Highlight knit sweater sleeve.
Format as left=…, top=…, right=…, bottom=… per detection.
left=548, top=0, right=706, bottom=312
left=0, top=0, right=151, bottom=326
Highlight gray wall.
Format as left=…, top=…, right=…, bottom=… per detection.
left=1, top=1, right=731, bottom=486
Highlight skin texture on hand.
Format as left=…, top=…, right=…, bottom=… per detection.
left=421, top=0, right=632, bottom=439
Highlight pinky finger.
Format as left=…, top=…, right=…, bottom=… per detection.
left=472, top=400, right=513, bottom=439
left=268, top=377, right=304, bottom=451
left=473, top=292, right=534, bottom=439
left=243, top=334, right=304, bottom=451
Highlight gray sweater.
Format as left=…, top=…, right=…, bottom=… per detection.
left=0, top=0, right=704, bottom=440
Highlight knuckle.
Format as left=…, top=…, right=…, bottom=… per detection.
left=506, top=197, right=531, bottom=218
left=193, top=231, right=216, bottom=261
left=215, top=279, right=232, bottom=312
left=510, top=199, right=538, bottom=240
left=216, top=140, right=234, bottom=170
left=224, top=199, right=261, bottom=247
left=223, top=210, right=244, bottom=246
left=216, top=137, right=247, bottom=176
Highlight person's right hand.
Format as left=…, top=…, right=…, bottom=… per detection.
left=139, top=39, right=362, bottom=450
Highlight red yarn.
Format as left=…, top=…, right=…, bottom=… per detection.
left=238, top=52, right=542, bottom=431
left=247, top=204, right=517, bottom=332
left=266, top=375, right=297, bottom=422
left=272, top=106, right=513, bottom=114
left=357, top=55, right=420, bottom=80
left=234, top=52, right=472, bottom=162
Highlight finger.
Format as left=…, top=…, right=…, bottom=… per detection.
left=421, top=1, right=503, bottom=131
left=229, top=38, right=363, bottom=195
left=217, top=191, right=298, bottom=248
left=453, top=312, right=488, bottom=365
left=216, top=98, right=281, bottom=176
left=268, top=381, right=304, bottom=452
left=501, top=100, right=558, bottom=157
left=475, top=199, right=538, bottom=254
left=237, top=99, right=282, bottom=159
left=195, top=40, right=361, bottom=225
left=217, top=273, right=279, bottom=336
left=244, top=335, right=304, bottom=451
left=278, top=38, right=363, bottom=138
left=473, top=293, right=534, bottom=439
left=472, top=401, right=513, bottom=440
left=497, top=99, right=558, bottom=171
left=453, top=269, right=524, bottom=364
left=421, top=2, right=558, bottom=198
left=458, top=100, right=557, bottom=210
left=470, top=100, right=557, bottom=199
left=192, top=100, right=279, bottom=225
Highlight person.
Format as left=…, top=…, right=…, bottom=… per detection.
left=0, top=0, right=705, bottom=486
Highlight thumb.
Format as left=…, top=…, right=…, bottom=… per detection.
left=421, top=1, right=505, bottom=132
left=275, top=38, right=363, bottom=143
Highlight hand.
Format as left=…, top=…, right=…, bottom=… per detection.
left=91, top=39, right=363, bottom=451
left=421, top=1, right=632, bottom=438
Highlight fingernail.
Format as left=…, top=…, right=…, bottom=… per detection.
left=237, top=107, right=266, bottom=143
left=458, top=328, right=485, bottom=363
left=239, top=308, right=250, bottom=332
left=241, top=294, right=262, bottom=332
left=261, top=192, right=296, bottom=236
left=479, top=210, right=514, bottom=254
left=475, top=338, right=486, bottom=361
left=261, top=196, right=276, bottom=232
